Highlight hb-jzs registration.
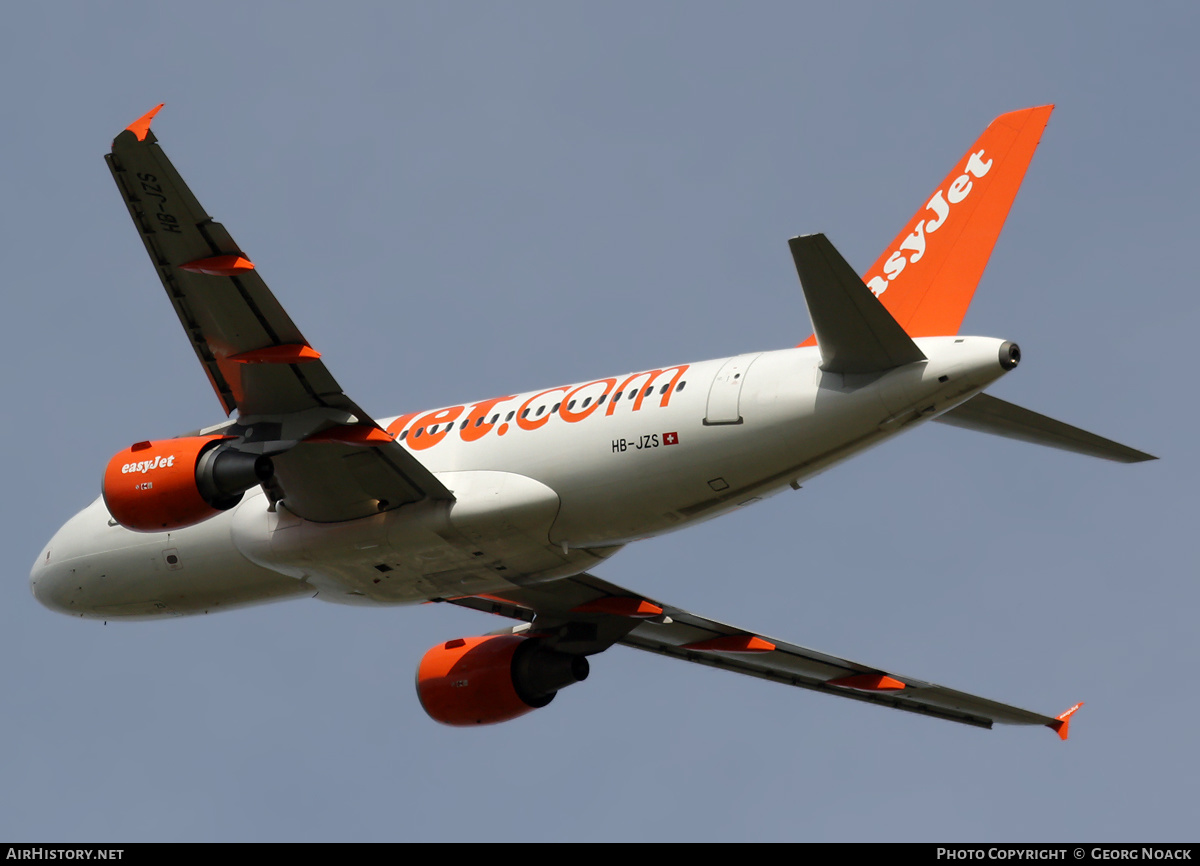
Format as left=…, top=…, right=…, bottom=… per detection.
left=32, top=105, right=1152, bottom=735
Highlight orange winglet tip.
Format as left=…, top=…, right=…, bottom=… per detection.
left=125, top=104, right=164, bottom=141
left=1047, top=701, right=1084, bottom=741
left=179, top=255, right=256, bottom=277
left=683, top=635, right=776, bottom=653
left=306, top=425, right=392, bottom=445
left=828, top=673, right=907, bottom=691
left=571, top=597, right=663, bottom=618
left=227, top=344, right=321, bottom=364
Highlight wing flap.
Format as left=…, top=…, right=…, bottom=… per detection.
left=271, top=440, right=451, bottom=522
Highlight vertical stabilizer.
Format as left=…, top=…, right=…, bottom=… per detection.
left=801, top=105, right=1053, bottom=343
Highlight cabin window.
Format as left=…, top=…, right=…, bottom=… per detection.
left=677, top=381, right=686, bottom=392
left=552, top=403, right=561, bottom=413
left=415, top=427, right=424, bottom=437
left=460, top=419, right=469, bottom=430
left=614, top=391, right=623, bottom=401
left=490, top=414, right=500, bottom=424
left=582, top=397, right=592, bottom=409
left=505, top=411, right=515, bottom=422
left=521, top=408, right=530, bottom=419
left=536, top=405, right=545, bottom=416
left=660, top=384, right=669, bottom=395
left=399, top=429, right=408, bottom=440
left=568, top=400, right=576, bottom=410
left=598, top=394, right=606, bottom=404
left=475, top=417, right=484, bottom=427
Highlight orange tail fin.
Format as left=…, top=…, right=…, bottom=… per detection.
left=800, top=105, right=1053, bottom=344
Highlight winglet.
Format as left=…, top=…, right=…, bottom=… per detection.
left=1047, top=701, right=1083, bottom=741
left=125, top=104, right=164, bottom=142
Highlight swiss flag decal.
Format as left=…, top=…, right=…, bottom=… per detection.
left=663, top=432, right=679, bottom=446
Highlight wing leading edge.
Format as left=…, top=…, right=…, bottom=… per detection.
left=439, top=573, right=1081, bottom=737
left=106, top=106, right=451, bottom=520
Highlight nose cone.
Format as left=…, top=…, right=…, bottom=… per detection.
left=30, top=539, right=77, bottom=616
left=29, top=550, right=45, bottom=601
left=30, top=561, right=65, bottom=614
left=30, top=497, right=117, bottom=618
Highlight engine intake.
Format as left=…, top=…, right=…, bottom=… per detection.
left=103, top=436, right=273, bottom=532
left=416, top=635, right=590, bottom=726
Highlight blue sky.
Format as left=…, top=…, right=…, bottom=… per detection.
left=2, top=3, right=1196, bottom=841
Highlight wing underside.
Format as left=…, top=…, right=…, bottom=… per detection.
left=107, top=106, right=451, bottom=521
left=438, top=572, right=1075, bottom=734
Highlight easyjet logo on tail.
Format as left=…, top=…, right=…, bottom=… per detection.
left=865, top=148, right=992, bottom=298
left=797, top=105, right=1054, bottom=345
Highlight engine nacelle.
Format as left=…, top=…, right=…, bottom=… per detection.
left=416, top=635, right=590, bottom=726
left=102, top=436, right=274, bottom=532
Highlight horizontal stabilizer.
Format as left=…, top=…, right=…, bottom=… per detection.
left=789, top=234, right=926, bottom=374
left=934, top=392, right=1156, bottom=463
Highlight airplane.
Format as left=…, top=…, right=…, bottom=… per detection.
left=30, top=104, right=1153, bottom=737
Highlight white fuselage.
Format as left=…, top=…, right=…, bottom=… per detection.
left=31, top=336, right=1011, bottom=619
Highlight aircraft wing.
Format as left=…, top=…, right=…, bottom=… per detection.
left=106, top=106, right=451, bottom=520
left=440, top=573, right=1081, bottom=737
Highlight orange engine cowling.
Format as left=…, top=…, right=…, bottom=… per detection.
left=102, top=436, right=274, bottom=532
left=416, top=635, right=590, bottom=726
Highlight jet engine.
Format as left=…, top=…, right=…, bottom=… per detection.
left=102, top=436, right=274, bottom=532
left=416, top=634, right=590, bottom=726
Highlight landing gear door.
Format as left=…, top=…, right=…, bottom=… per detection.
left=704, top=353, right=762, bottom=425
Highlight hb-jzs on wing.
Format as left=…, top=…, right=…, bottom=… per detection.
left=32, top=105, right=1152, bottom=740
